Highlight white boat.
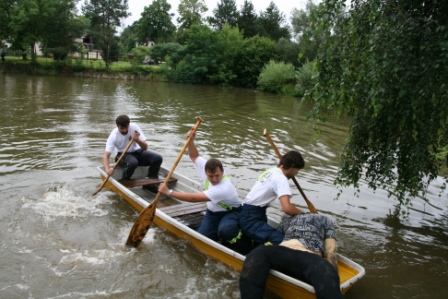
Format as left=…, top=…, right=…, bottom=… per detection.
left=96, top=165, right=365, bottom=299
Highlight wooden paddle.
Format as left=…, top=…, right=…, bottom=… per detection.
left=263, top=129, right=318, bottom=214
left=93, top=138, right=135, bottom=196
left=126, top=117, right=204, bottom=248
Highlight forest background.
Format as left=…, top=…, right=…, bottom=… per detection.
left=0, top=0, right=447, bottom=211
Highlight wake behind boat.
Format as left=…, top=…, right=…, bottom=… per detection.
left=96, top=165, right=365, bottom=299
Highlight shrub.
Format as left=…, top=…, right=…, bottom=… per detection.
left=257, top=60, right=296, bottom=94
left=295, top=60, right=317, bottom=97
left=46, top=48, right=69, bottom=61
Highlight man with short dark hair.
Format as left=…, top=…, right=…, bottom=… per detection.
left=102, top=115, right=163, bottom=187
left=239, top=150, right=306, bottom=246
left=158, top=129, right=242, bottom=242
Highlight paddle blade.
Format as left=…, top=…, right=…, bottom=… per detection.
left=125, top=203, right=157, bottom=248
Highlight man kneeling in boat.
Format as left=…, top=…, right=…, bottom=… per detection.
left=158, top=129, right=248, bottom=250
left=239, top=213, right=342, bottom=299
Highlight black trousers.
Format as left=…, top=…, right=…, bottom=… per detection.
left=116, top=149, right=162, bottom=179
left=239, top=245, right=343, bottom=299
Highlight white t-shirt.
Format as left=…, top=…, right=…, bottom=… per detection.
left=105, top=123, right=146, bottom=154
left=194, top=156, right=241, bottom=212
left=243, top=167, right=292, bottom=207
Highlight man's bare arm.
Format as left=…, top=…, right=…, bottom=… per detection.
left=186, top=129, right=199, bottom=162
left=279, top=196, right=305, bottom=215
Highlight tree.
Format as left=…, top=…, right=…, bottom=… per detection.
left=43, top=1, right=86, bottom=55
left=8, top=0, right=67, bottom=61
left=170, top=24, right=218, bottom=83
left=149, top=42, right=184, bottom=65
left=177, top=0, right=208, bottom=32
left=208, top=24, right=244, bottom=85
left=233, top=35, right=276, bottom=88
left=119, top=23, right=138, bottom=55
left=0, top=0, right=15, bottom=43
left=257, top=1, right=291, bottom=41
left=290, top=0, right=322, bottom=63
left=275, top=38, right=301, bottom=67
left=291, top=0, right=317, bottom=41
left=237, top=0, right=258, bottom=38
left=307, top=0, right=448, bottom=208
left=4, top=0, right=80, bottom=61
left=207, top=0, right=239, bottom=30
left=137, top=0, right=176, bottom=44
left=82, top=0, right=130, bottom=67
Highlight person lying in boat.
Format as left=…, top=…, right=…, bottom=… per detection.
left=238, top=151, right=306, bottom=246
left=102, top=115, right=163, bottom=190
left=239, top=213, right=342, bottom=299
left=158, top=129, right=246, bottom=247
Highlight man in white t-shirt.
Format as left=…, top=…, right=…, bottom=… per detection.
left=158, top=129, right=244, bottom=244
left=239, top=151, right=306, bottom=246
left=102, top=115, right=163, bottom=185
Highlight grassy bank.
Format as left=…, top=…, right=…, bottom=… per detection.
left=0, top=55, right=166, bottom=80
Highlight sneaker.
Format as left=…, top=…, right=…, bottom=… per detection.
left=143, top=184, right=159, bottom=193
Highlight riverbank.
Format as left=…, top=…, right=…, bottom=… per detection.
left=0, top=58, right=164, bottom=81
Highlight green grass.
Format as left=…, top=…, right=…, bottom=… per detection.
left=3, top=55, right=159, bottom=73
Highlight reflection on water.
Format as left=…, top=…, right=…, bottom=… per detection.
left=0, top=74, right=447, bottom=298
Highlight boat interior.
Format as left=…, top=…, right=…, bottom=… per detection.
left=112, top=166, right=208, bottom=231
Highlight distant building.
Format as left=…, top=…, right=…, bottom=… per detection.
left=72, top=34, right=103, bottom=60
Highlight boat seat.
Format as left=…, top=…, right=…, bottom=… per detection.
left=160, top=202, right=207, bottom=218
left=160, top=202, right=206, bottom=229
left=119, top=176, right=178, bottom=189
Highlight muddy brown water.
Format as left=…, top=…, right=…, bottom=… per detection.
left=0, top=74, right=446, bottom=298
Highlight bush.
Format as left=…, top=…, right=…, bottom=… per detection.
left=257, top=60, right=296, bottom=94
left=130, top=47, right=151, bottom=69
left=46, top=48, right=69, bottom=61
left=295, top=60, right=317, bottom=97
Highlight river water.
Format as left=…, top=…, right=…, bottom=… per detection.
left=0, top=74, right=446, bottom=299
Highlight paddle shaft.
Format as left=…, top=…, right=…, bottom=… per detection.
left=93, top=137, right=135, bottom=196
left=126, top=117, right=204, bottom=248
left=263, top=129, right=318, bottom=214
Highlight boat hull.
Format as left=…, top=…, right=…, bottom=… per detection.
left=97, top=165, right=365, bottom=298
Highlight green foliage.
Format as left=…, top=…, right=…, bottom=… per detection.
left=307, top=0, right=448, bottom=206
left=208, top=24, right=244, bottom=85
left=295, top=60, right=317, bottom=97
left=233, top=35, right=276, bottom=88
left=109, top=38, right=120, bottom=62
left=46, top=48, right=69, bottom=61
left=42, top=0, right=81, bottom=52
left=170, top=24, right=273, bottom=87
left=82, top=0, right=130, bottom=67
left=291, top=0, right=323, bottom=64
left=177, top=0, right=208, bottom=34
left=257, top=2, right=291, bottom=41
left=137, top=0, right=176, bottom=44
left=7, top=0, right=78, bottom=61
left=130, top=46, right=151, bottom=68
left=0, top=0, right=13, bottom=41
left=72, top=63, right=86, bottom=72
left=169, top=25, right=217, bottom=84
left=257, top=60, right=296, bottom=94
left=237, top=0, right=258, bottom=38
left=207, top=0, right=239, bottom=30
left=275, top=38, right=301, bottom=67
left=168, top=56, right=209, bottom=83
left=149, top=42, right=184, bottom=65
left=119, top=24, right=138, bottom=54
